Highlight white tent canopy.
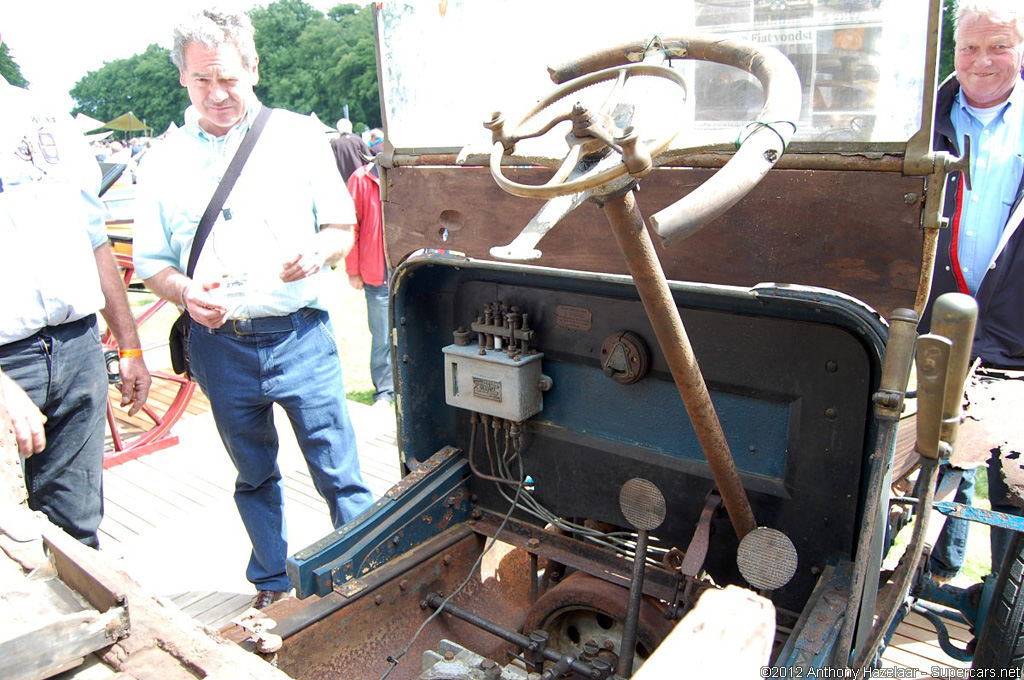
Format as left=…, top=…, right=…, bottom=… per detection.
left=74, top=112, right=105, bottom=134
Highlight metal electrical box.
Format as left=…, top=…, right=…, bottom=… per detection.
left=442, top=344, right=545, bottom=421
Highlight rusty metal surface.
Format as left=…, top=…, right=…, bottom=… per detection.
left=956, top=370, right=1024, bottom=502
left=383, top=166, right=924, bottom=318
left=470, top=512, right=678, bottom=603
left=680, top=495, right=722, bottom=579
left=269, top=531, right=534, bottom=680
left=520, top=571, right=676, bottom=669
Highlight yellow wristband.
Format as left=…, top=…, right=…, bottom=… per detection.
left=118, top=349, right=143, bottom=359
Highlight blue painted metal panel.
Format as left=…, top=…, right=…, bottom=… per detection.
left=287, top=447, right=471, bottom=598
left=538, top=361, right=791, bottom=479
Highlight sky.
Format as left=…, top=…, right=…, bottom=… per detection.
left=1, top=1, right=334, bottom=113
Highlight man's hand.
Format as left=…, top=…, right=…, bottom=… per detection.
left=117, top=356, right=151, bottom=417
left=1, top=371, right=46, bottom=457
left=280, top=224, right=354, bottom=283
left=281, top=250, right=326, bottom=283
left=348, top=274, right=364, bottom=291
left=183, top=282, right=229, bottom=329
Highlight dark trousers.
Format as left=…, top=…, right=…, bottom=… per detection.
left=0, top=316, right=106, bottom=547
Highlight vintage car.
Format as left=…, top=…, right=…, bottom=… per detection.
left=227, top=0, right=1021, bottom=677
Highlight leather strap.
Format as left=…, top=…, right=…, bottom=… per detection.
left=185, top=105, right=273, bottom=278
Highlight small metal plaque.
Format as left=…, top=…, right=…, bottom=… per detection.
left=473, top=376, right=502, bottom=402
left=556, top=304, right=592, bottom=332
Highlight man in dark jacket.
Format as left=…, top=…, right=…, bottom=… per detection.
left=331, top=118, right=371, bottom=183
left=925, top=0, right=1023, bottom=582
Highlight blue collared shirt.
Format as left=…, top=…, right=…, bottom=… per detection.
left=950, top=79, right=1024, bottom=295
left=132, top=102, right=357, bottom=318
left=0, top=76, right=107, bottom=344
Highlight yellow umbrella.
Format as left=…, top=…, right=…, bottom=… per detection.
left=104, top=111, right=151, bottom=134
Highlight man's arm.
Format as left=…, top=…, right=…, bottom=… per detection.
left=280, top=223, right=354, bottom=283
left=94, top=243, right=151, bottom=416
left=143, top=266, right=229, bottom=330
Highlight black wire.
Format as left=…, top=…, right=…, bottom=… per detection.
left=378, top=433, right=527, bottom=680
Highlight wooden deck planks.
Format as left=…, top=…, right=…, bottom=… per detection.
left=99, top=395, right=401, bottom=631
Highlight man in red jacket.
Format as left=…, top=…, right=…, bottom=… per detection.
left=345, top=159, right=393, bottom=407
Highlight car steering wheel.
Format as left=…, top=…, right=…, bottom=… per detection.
left=487, top=35, right=801, bottom=247
left=485, top=62, right=687, bottom=200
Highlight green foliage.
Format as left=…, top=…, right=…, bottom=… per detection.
left=0, top=42, right=28, bottom=87
left=251, top=1, right=380, bottom=129
left=69, top=0, right=381, bottom=136
left=939, top=0, right=956, bottom=83
left=70, top=44, right=190, bottom=137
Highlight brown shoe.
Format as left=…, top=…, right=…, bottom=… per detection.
left=253, top=590, right=287, bottom=610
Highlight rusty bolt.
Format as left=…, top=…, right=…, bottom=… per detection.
left=764, top=149, right=779, bottom=163
left=446, top=495, right=456, bottom=506
left=527, top=538, right=540, bottom=549
left=481, top=659, right=497, bottom=670
left=513, top=355, right=521, bottom=362
left=604, top=640, right=616, bottom=651
left=443, top=554, right=452, bottom=566
left=444, top=651, right=456, bottom=662
left=399, top=579, right=409, bottom=591
left=374, top=595, right=383, bottom=606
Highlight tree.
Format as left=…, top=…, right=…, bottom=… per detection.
left=71, top=45, right=189, bottom=137
left=251, top=1, right=380, bottom=130
left=0, top=42, right=28, bottom=88
left=939, top=0, right=955, bottom=83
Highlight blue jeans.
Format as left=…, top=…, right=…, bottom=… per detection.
left=188, top=308, right=373, bottom=592
left=0, top=316, right=106, bottom=548
left=929, top=466, right=976, bottom=579
left=930, top=455, right=1024, bottom=579
left=364, top=284, right=394, bottom=404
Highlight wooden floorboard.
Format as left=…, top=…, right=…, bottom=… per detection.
left=100, top=390, right=401, bottom=632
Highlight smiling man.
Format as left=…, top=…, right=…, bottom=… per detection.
left=130, top=9, right=373, bottom=610
left=925, top=0, right=1024, bottom=586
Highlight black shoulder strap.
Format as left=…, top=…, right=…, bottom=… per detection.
left=185, top=105, right=273, bottom=278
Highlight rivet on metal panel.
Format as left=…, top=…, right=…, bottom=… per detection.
left=374, top=595, right=383, bottom=605
left=399, top=579, right=409, bottom=591
left=825, top=360, right=839, bottom=373
left=443, top=554, right=452, bottom=566
left=825, top=406, right=838, bottom=420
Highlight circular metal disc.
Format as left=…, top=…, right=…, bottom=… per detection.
left=737, top=527, right=798, bottom=591
left=619, top=478, right=667, bottom=531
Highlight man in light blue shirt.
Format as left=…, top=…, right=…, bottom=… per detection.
left=131, top=9, right=372, bottom=610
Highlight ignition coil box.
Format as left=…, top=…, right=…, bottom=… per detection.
left=442, top=344, right=545, bottom=421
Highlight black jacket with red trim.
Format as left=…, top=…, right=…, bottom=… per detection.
left=923, top=74, right=1024, bottom=369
